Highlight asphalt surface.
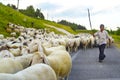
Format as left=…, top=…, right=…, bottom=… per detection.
left=69, top=46, right=120, bottom=80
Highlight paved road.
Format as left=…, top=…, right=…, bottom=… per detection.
left=69, top=46, right=120, bottom=80
left=44, top=24, right=71, bottom=35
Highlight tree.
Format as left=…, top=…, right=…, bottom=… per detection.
left=7, top=4, right=17, bottom=10
left=7, top=4, right=11, bottom=7
left=11, top=4, right=17, bottom=10
left=35, top=8, right=40, bottom=18
left=19, top=6, right=45, bottom=19
left=116, top=27, right=120, bottom=35
left=25, top=5, right=35, bottom=17
left=39, top=12, right=44, bottom=19
left=35, top=8, right=44, bottom=19
left=58, top=20, right=86, bottom=31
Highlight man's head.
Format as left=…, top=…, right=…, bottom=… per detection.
left=100, top=24, right=104, bottom=31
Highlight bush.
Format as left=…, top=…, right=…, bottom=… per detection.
left=116, top=27, right=120, bottom=35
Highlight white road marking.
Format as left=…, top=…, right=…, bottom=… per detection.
left=72, top=50, right=80, bottom=61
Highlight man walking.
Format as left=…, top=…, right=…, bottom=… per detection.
left=94, top=24, right=110, bottom=62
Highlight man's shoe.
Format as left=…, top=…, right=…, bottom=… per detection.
left=99, top=60, right=103, bottom=63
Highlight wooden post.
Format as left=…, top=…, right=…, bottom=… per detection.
left=17, top=0, right=19, bottom=11
left=88, top=8, right=92, bottom=30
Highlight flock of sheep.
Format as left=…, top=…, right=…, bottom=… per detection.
left=0, top=23, right=114, bottom=80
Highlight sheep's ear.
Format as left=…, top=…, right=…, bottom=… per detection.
left=37, top=43, right=49, bottom=65
left=38, top=43, right=43, bottom=53
left=41, top=44, right=46, bottom=54
left=43, top=55, right=49, bottom=65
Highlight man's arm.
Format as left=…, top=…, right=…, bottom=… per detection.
left=93, top=31, right=98, bottom=37
left=105, top=31, right=110, bottom=39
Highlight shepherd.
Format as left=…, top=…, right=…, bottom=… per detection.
left=93, top=24, right=110, bottom=62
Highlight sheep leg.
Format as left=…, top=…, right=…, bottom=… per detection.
left=71, top=47, right=73, bottom=53
left=64, top=75, right=69, bottom=80
left=66, top=46, right=69, bottom=52
left=75, top=47, right=78, bottom=52
left=67, top=47, right=70, bottom=53
left=83, top=46, right=86, bottom=51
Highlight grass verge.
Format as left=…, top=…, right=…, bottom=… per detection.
left=112, top=35, right=120, bottom=48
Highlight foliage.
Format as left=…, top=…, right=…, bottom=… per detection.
left=19, top=5, right=45, bottom=19
left=76, top=29, right=97, bottom=34
left=112, top=35, right=120, bottom=48
left=0, top=3, right=77, bottom=37
left=7, top=4, right=45, bottom=20
left=58, top=20, right=86, bottom=31
left=35, top=8, right=45, bottom=19
left=116, top=27, right=120, bottom=35
left=106, top=27, right=120, bottom=35
left=25, top=5, right=35, bottom=17
left=7, top=4, right=17, bottom=10
left=43, top=20, right=76, bottom=34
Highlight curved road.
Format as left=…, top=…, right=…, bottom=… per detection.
left=69, top=46, right=120, bottom=80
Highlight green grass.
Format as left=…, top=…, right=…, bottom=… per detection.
left=2, top=2, right=120, bottom=48
left=42, top=20, right=76, bottom=34
left=76, top=30, right=97, bottom=34
left=0, top=3, right=76, bottom=37
left=111, top=35, right=120, bottom=48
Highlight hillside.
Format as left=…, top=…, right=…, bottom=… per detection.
left=0, top=3, right=76, bottom=37
left=0, top=3, right=120, bottom=49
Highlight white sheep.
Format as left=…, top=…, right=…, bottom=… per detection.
left=31, top=51, right=46, bottom=65
left=42, top=45, right=66, bottom=56
left=89, top=35, right=95, bottom=48
left=80, top=37, right=90, bottom=50
left=0, top=64, right=57, bottom=80
left=6, top=41, right=22, bottom=48
left=14, top=28, right=20, bottom=33
left=14, top=50, right=50, bottom=69
left=42, top=41, right=52, bottom=48
left=73, top=37, right=81, bottom=52
left=33, top=44, right=72, bottom=80
left=10, top=32, right=17, bottom=37
left=50, top=39, right=60, bottom=47
left=9, top=48, right=21, bottom=56
left=6, top=37, right=16, bottom=42
left=58, top=38, right=67, bottom=47
left=0, top=58, right=23, bottom=73
left=6, top=27, right=12, bottom=33
left=8, top=22, right=14, bottom=28
left=94, top=36, right=99, bottom=46
left=20, top=45, right=30, bottom=55
left=66, top=38, right=75, bottom=53
left=0, top=50, right=14, bottom=58
left=0, top=34, right=4, bottom=39
left=106, top=36, right=114, bottom=48
left=46, top=50, right=72, bottom=80
left=14, top=54, right=34, bottom=69
left=28, top=39, right=40, bottom=53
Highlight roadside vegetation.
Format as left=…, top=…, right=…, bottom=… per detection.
left=0, top=3, right=75, bottom=37
left=112, top=35, right=120, bottom=48
left=0, top=2, right=120, bottom=48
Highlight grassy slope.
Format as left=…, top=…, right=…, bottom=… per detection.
left=112, top=35, right=120, bottom=48
left=43, top=20, right=76, bottom=34
left=0, top=3, right=120, bottom=48
left=0, top=3, right=75, bottom=37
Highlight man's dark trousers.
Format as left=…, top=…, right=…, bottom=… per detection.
left=99, top=44, right=106, bottom=61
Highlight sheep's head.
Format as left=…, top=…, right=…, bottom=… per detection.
left=30, top=42, right=49, bottom=65
left=31, top=52, right=44, bottom=65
